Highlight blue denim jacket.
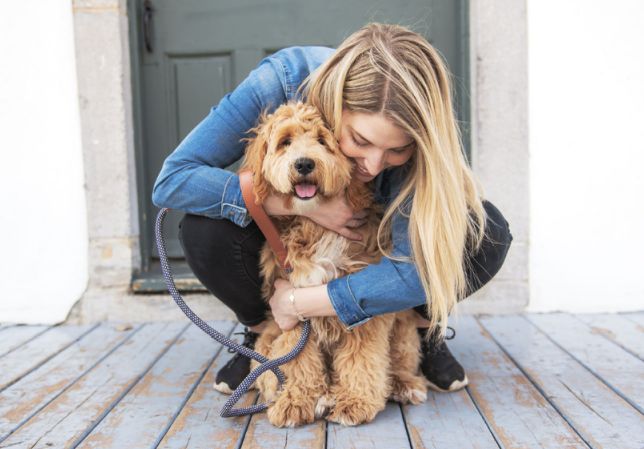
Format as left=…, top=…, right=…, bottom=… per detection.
left=152, top=46, right=426, bottom=329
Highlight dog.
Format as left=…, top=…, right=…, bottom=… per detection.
left=239, top=101, right=427, bottom=427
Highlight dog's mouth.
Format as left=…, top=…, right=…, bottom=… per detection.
left=293, top=182, right=318, bottom=200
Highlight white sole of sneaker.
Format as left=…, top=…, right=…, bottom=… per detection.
left=426, top=375, right=469, bottom=393
left=213, top=381, right=233, bottom=395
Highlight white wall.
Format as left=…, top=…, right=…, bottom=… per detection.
left=0, top=2, right=88, bottom=324
left=528, top=0, right=644, bottom=312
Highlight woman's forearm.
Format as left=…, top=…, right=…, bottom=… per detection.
left=293, top=284, right=337, bottom=318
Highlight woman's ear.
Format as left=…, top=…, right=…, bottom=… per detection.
left=240, top=112, right=272, bottom=204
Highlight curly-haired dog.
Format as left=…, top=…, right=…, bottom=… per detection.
left=240, top=102, right=427, bottom=427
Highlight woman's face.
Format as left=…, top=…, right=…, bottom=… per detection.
left=338, top=110, right=415, bottom=182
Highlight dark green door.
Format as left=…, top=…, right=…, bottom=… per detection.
left=129, top=0, right=469, bottom=287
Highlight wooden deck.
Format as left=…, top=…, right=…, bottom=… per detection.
left=0, top=313, right=642, bottom=449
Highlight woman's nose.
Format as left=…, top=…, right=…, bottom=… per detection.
left=365, top=151, right=387, bottom=175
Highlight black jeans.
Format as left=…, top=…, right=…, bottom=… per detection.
left=178, top=200, right=513, bottom=326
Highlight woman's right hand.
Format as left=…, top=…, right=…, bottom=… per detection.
left=263, top=192, right=367, bottom=240
left=304, top=195, right=368, bottom=241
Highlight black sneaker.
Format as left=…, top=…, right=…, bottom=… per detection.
left=213, top=327, right=259, bottom=394
left=418, top=326, right=468, bottom=392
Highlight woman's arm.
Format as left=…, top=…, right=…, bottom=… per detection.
left=151, top=59, right=286, bottom=226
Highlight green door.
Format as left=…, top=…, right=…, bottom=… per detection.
left=129, top=0, right=469, bottom=288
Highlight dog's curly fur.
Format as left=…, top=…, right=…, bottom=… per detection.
left=240, top=102, right=427, bottom=427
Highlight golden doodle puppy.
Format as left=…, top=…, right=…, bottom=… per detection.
left=240, top=102, right=427, bottom=427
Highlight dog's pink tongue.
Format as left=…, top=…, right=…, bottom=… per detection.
left=295, top=183, right=317, bottom=198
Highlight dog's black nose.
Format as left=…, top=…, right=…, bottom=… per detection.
left=294, top=158, right=315, bottom=175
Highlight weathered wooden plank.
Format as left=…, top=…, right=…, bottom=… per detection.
left=403, top=390, right=499, bottom=449
left=448, top=315, right=587, bottom=448
left=75, top=321, right=235, bottom=449
left=0, top=322, right=187, bottom=449
left=240, top=402, right=325, bottom=449
left=0, top=324, right=50, bottom=357
left=0, top=322, right=137, bottom=442
left=326, top=402, right=411, bottom=449
left=158, top=323, right=261, bottom=449
left=623, top=312, right=644, bottom=324
left=528, top=313, right=644, bottom=413
left=0, top=323, right=96, bottom=392
left=575, top=313, right=644, bottom=360
left=480, top=314, right=644, bottom=449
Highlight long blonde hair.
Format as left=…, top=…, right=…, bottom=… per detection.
left=299, top=23, right=487, bottom=338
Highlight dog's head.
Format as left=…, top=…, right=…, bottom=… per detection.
left=240, top=102, right=353, bottom=214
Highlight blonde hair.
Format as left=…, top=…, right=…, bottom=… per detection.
left=299, top=23, right=487, bottom=338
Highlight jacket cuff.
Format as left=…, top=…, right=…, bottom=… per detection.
left=221, top=174, right=253, bottom=227
left=327, top=277, right=373, bottom=330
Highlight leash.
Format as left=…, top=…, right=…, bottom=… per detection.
left=155, top=208, right=310, bottom=416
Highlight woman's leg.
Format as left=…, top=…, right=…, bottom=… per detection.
left=414, top=199, right=513, bottom=391
left=413, top=199, right=514, bottom=317
left=178, top=213, right=269, bottom=327
left=178, top=213, right=269, bottom=393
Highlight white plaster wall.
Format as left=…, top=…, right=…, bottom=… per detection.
left=528, top=0, right=644, bottom=312
left=0, top=2, right=88, bottom=323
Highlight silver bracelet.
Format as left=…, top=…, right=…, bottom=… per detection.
left=288, top=288, right=308, bottom=322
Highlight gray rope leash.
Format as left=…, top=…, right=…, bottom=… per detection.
left=155, top=208, right=311, bottom=417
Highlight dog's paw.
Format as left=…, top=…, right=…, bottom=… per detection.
left=326, top=397, right=382, bottom=426
left=267, top=394, right=316, bottom=428
left=314, top=394, right=335, bottom=418
left=390, top=375, right=428, bottom=405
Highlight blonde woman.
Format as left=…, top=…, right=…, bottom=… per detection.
left=153, top=23, right=513, bottom=394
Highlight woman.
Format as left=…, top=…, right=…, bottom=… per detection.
left=152, top=23, right=513, bottom=395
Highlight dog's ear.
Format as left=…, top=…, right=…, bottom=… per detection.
left=240, top=111, right=272, bottom=204
left=346, top=176, right=374, bottom=211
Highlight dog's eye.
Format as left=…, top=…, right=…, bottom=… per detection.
left=279, top=137, right=291, bottom=147
left=317, top=136, right=325, bottom=146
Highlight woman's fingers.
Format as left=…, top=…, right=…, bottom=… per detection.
left=345, top=218, right=367, bottom=228
left=339, top=227, right=362, bottom=241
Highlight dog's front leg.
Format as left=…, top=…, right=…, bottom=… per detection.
left=265, top=324, right=328, bottom=427
left=327, top=316, right=394, bottom=426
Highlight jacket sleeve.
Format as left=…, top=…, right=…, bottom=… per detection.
left=151, top=57, right=287, bottom=227
left=326, top=203, right=427, bottom=329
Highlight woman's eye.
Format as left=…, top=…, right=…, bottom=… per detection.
left=352, top=135, right=368, bottom=147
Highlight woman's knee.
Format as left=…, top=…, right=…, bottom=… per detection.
left=465, top=201, right=513, bottom=294
left=178, top=214, right=265, bottom=278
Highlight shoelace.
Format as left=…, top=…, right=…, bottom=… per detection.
left=227, top=328, right=258, bottom=354
left=423, top=326, right=456, bottom=356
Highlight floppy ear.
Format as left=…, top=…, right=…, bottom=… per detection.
left=240, top=112, right=272, bottom=204
left=346, top=176, right=374, bottom=211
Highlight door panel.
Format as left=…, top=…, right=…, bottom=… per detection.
left=131, top=0, right=469, bottom=271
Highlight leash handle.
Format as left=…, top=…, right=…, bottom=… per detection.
left=155, top=207, right=310, bottom=416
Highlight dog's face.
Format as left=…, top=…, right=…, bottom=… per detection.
left=241, top=102, right=353, bottom=214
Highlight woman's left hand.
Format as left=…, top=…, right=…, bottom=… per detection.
left=269, top=278, right=300, bottom=331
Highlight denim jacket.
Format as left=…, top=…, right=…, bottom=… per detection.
left=152, top=46, right=426, bottom=329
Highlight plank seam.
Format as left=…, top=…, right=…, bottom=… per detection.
left=0, top=323, right=145, bottom=445
left=571, top=314, right=644, bottom=362
left=0, top=326, right=52, bottom=359
left=525, top=314, right=644, bottom=416
left=0, top=323, right=101, bottom=395
left=477, top=316, right=594, bottom=449
left=398, top=403, right=415, bottom=449
left=462, top=385, right=504, bottom=449
left=68, top=322, right=191, bottom=449
left=151, top=321, right=238, bottom=448
left=234, top=392, right=259, bottom=449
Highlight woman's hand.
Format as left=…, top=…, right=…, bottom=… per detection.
left=268, top=278, right=300, bottom=331
left=305, top=195, right=368, bottom=241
